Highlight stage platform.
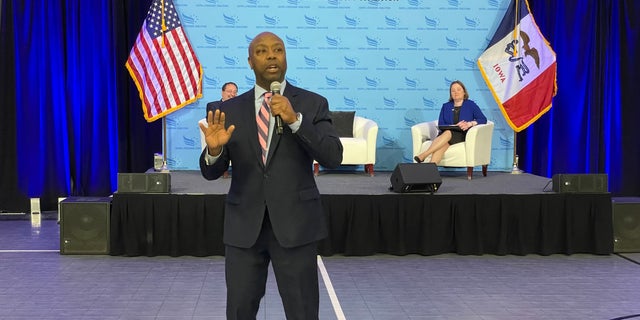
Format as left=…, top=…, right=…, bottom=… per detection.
left=109, top=170, right=613, bottom=257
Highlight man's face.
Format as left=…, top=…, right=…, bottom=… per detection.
left=248, top=32, right=287, bottom=90
left=221, top=85, right=237, bottom=101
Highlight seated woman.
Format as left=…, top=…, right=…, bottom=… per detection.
left=414, top=80, right=487, bottom=164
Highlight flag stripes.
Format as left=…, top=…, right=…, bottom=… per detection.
left=477, top=0, right=557, bottom=132
left=258, top=93, right=271, bottom=164
left=125, top=0, right=202, bottom=122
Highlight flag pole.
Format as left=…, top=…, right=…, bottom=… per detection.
left=510, top=0, right=523, bottom=174
left=161, top=117, right=169, bottom=172
left=511, top=131, right=523, bottom=174
left=126, top=0, right=201, bottom=173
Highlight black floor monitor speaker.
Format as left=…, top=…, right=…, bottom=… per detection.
left=390, top=163, right=442, bottom=193
left=117, top=172, right=171, bottom=193
left=552, top=174, right=608, bottom=193
left=612, top=198, right=640, bottom=253
left=60, top=197, right=111, bottom=255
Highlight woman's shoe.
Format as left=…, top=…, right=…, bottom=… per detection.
left=414, top=156, right=423, bottom=163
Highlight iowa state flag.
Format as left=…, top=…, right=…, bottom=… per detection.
left=126, top=0, right=202, bottom=122
left=478, top=0, right=557, bottom=132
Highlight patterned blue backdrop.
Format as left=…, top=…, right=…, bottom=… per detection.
left=164, top=0, right=514, bottom=172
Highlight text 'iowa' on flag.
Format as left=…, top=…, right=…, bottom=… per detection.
left=477, top=0, right=557, bottom=132
left=126, top=0, right=202, bottom=122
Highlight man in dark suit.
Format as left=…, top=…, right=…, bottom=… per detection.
left=199, top=32, right=343, bottom=319
left=205, top=81, right=238, bottom=117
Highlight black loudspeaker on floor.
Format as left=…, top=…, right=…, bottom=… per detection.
left=59, top=197, right=112, bottom=255
left=612, top=198, right=640, bottom=253
left=390, top=163, right=442, bottom=193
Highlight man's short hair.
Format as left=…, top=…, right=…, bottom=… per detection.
left=222, top=82, right=237, bottom=91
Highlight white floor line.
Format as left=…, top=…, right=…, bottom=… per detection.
left=0, top=249, right=59, bottom=253
left=317, top=255, right=346, bottom=320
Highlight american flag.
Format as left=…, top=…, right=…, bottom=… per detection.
left=477, top=0, right=557, bottom=132
left=126, top=0, right=202, bottom=122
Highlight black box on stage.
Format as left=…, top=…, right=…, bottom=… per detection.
left=60, top=197, right=111, bottom=255
left=390, top=163, right=442, bottom=193
left=612, top=198, right=640, bottom=253
left=117, top=172, right=171, bottom=193
left=552, top=174, right=607, bottom=193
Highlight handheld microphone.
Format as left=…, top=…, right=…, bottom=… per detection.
left=270, top=81, right=283, bottom=135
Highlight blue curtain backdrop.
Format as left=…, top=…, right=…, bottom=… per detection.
left=9, top=0, right=118, bottom=207
left=0, top=0, right=638, bottom=212
left=519, top=0, right=640, bottom=195
left=0, top=0, right=160, bottom=211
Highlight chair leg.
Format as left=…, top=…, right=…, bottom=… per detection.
left=314, top=163, right=320, bottom=176
left=482, top=165, right=488, bottom=177
left=365, top=164, right=374, bottom=177
left=466, top=167, right=473, bottom=180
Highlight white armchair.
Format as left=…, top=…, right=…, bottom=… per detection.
left=411, top=120, right=494, bottom=180
left=314, top=115, right=379, bottom=176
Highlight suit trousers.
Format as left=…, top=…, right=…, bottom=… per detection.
left=225, top=212, right=320, bottom=320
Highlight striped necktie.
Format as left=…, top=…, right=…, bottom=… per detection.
left=257, top=92, right=271, bottom=163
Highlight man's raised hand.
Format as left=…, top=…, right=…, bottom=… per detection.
left=199, top=109, right=235, bottom=156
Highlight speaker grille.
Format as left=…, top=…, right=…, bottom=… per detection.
left=117, top=173, right=171, bottom=193
left=60, top=197, right=111, bottom=255
left=613, top=199, right=640, bottom=253
left=552, top=174, right=608, bottom=193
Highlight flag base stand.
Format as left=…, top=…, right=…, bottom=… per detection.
left=511, top=165, right=523, bottom=174
left=160, top=161, right=170, bottom=173
left=511, top=154, right=523, bottom=174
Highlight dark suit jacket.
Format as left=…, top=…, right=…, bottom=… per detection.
left=206, top=100, right=222, bottom=118
left=200, top=84, right=343, bottom=248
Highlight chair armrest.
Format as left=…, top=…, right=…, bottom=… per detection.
left=352, top=116, right=379, bottom=163
left=410, top=120, right=438, bottom=156
left=463, top=121, right=494, bottom=164
left=198, top=118, right=208, bottom=150
left=352, top=116, right=377, bottom=139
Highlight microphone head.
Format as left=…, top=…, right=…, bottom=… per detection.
left=270, top=81, right=281, bottom=93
